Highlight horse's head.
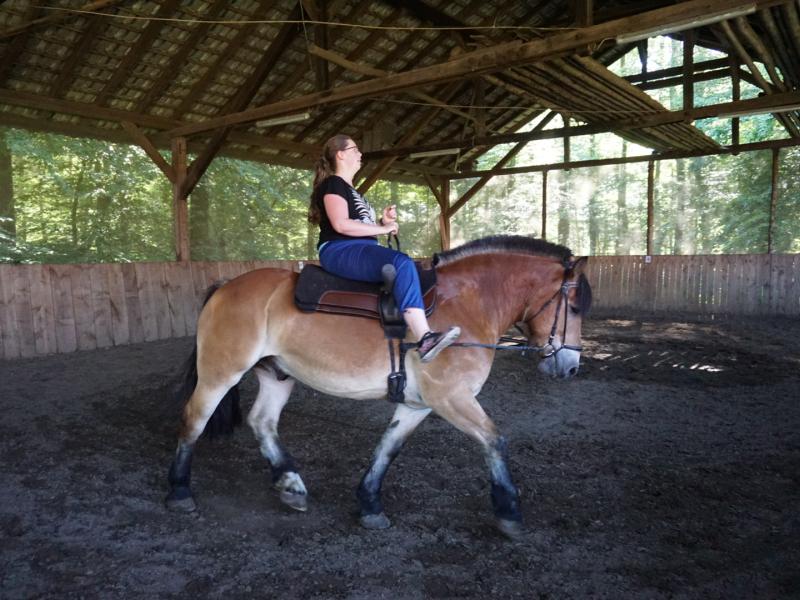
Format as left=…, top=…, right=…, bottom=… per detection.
left=523, top=257, right=592, bottom=379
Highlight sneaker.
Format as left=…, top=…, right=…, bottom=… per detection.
left=417, top=326, right=461, bottom=363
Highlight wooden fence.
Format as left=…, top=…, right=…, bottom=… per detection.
left=0, top=254, right=798, bottom=360
left=585, top=254, right=799, bottom=315
left=0, top=260, right=298, bottom=361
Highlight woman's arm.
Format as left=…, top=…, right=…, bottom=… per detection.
left=324, top=194, right=397, bottom=236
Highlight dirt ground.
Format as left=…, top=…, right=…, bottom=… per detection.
left=1, top=313, right=798, bottom=599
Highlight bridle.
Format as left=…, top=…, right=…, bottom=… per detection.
left=451, top=262, right=583, bottom=358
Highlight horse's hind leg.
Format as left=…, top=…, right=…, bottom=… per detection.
left=247, top=362, right=308, bottom=511
left=166, top=373, right=245, bottom=512
left=357, top=403, right=431, bottom=529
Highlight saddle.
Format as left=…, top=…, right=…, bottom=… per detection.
left=294, top=262, right=438, bottom=404
left=294, top=263, right=437, bottom=323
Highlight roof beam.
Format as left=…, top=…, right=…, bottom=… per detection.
left=361, top=90, right=800, bottom=160
left=449, top=136, right=800, bottom=180
left=168, top=0, right=789, bottom=138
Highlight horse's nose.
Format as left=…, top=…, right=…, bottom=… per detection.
left=566, top=365, right=579, bottom=378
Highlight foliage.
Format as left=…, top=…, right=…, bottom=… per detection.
left=1, top=35, right=798, bottom=263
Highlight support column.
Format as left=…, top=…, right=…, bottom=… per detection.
left=541, top=170, right=548, bottom=240
left=438, top=178, right=451, bottom=251
left=646, top=159, right=655, bottom=256
left=172, top=137, right=190, bottom=262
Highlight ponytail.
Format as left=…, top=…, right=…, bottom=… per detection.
left=308, top=134, right=351, bottom=224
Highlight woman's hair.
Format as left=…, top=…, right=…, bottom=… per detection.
left=308, top=134, right=351, bottom=224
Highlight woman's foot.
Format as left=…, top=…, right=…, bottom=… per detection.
left=417, top=326, right=461, bottom=363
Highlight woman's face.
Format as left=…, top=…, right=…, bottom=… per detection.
left=337, top=139, right=362, bottom=172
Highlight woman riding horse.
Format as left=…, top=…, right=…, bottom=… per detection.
left=165, top=230, right=591, bottom=536
left=309, top=134, right=460, bottom=362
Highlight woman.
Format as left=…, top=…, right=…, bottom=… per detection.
left=308, top=134, right=460, bottom=363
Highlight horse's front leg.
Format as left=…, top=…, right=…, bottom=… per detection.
left=357, top=402, right=431, bottom=529
left=248, top=364, right=308, bottom=511
left=425, top=381, right=522, bottom=537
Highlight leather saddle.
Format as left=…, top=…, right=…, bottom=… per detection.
left=294, top=263, right=436, bottom=322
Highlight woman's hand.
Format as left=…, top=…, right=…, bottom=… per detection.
left=381, top=221, right=399, bottom=235
left=382, top=205, right=397, bottom=224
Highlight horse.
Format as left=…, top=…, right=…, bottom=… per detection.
left=166, top=235, right=592, bottom=536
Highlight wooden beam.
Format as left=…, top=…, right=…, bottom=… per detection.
left=121, top=121, right=175, bottom=182
left=541, top=170, right=548, bottom=240
left=0, top=4, right=42, bottom=85
left=306, top=43, right=475, bottom=122
left=683, top=30, right=694, bottom=111
left=171, top=137, right=190, bottom=262
left=0, top=0, right=124, bottom=39
left=47, top=14, right=106, bottom=97
left=448, top=136, right=800, bottom=179
left=446, top=112, right=556, bottom=219
left=572, top=0, right=594, bottom=27
left=0, top=89, right=319, bottom=156
left=356, top=82, right=462, bottom=194
left=169, top=0, right=788, bottom=138
left=646, top=159, right=654, bottom=256
left=363, top=90, right=800, bottom=160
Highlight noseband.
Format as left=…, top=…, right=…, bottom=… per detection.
left=451, top=263, right=583, bottom=358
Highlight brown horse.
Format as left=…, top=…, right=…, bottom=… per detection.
left=166, top=236, right=592, bottom=536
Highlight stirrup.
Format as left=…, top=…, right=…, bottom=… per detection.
left=417, top=326, right=461, bottom=363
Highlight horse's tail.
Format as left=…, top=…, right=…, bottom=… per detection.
left=175, top=282, right=242, bottom=439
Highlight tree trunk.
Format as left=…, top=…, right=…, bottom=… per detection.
left=189, top=183, right=210, bottom=258
left=587, top=139, right=600, bottom=254
left=673, top=159, right=685, bottom=254
left=615, top=142, right=629, bottom=254
left=0, top=130, right=15, bottom=240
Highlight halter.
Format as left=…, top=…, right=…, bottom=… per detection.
left=451, top=262, right=583, bottom=358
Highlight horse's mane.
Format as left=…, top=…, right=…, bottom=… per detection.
left=433, top=235, right=573, bottom=267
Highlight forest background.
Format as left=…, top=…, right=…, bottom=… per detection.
left=1, top=37, right=798, bottom=264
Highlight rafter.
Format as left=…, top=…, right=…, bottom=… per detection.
left=169, top=0, right=790, bottom=138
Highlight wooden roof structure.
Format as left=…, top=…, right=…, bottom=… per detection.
left=2, top=0, right=800, bottom=258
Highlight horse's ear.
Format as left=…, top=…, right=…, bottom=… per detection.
left=567, top=256, right=588, bottom=275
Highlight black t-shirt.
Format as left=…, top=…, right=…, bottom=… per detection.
left=314, top=175, right=377, bottom=249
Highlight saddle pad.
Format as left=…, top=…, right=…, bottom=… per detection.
left=295, top=263, right=436, bottom=319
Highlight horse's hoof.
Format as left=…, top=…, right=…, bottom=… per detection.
left=497, top=518, right=523, bottom=539
left=279, top=490, right=308, bottom=512
left=165, top=489, right=197, bottom=513
left=360, top=513, right=391, bottom=530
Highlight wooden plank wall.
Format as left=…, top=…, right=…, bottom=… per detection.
left=0, top=260, right=298, bottom=360
left=585, top=254, right=800, bottom=316
left=0, top=254, right=797, bottom=360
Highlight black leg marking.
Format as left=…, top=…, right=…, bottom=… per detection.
left=488, top=437, right=522, bottom=523
left=166, top=442, right=196, bottom=511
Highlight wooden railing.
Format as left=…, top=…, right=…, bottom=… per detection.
left=0, top=254, right=797, bottom=360
left=585, top=254, right=799, bottom=316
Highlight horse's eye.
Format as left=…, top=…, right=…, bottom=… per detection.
left=570, top=305, right=581, bottom=315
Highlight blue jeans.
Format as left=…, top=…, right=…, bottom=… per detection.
left=319, top=239, right=424, bottom=311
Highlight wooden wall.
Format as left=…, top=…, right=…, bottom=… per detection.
left=0, top=260, right=297, bottom=360
left=0, top=254, right=797, bottom=360
left=585, top=254, right=800, bottom=316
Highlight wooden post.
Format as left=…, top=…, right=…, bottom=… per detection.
left=439, top=178, right=451, bottom=250
left=541, top=170, right=548, bottom=240
left=647, top=159, right=655, bottom=256
left=767, top=147, right=779, bottom=254
left=172, top=137, right=189, bottom=262
left=730, top=56, right=740, bottom=153
left=683, top=30, right=694, bottom=111
left=563, top=115, right=571, bottom=171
